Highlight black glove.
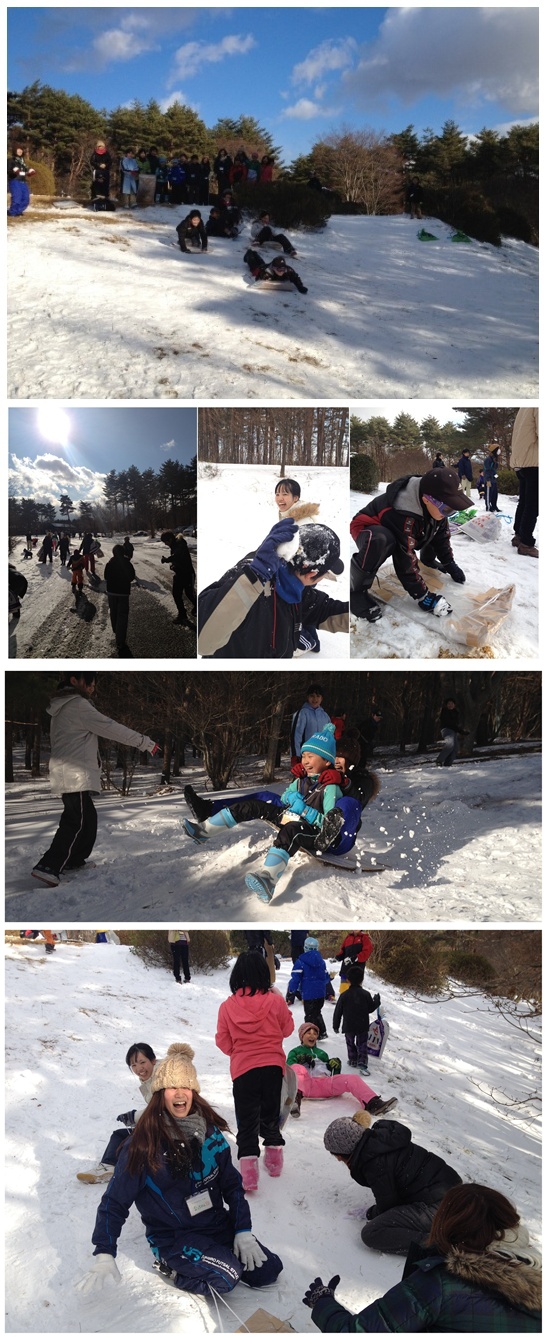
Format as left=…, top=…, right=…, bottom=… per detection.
left=116, top=1109, right=136, bottom=1127
left=161, top=555, right=170, bottom=564
left=366, top=1204, right=377, bottom=1220
left=441, top=560, right=466, bottom=584
left=286, top=991, right=295, bottom=1006
left=301, top=1053, right=315, bottom=1069
left=303, top=1275, right=341, bottom=1308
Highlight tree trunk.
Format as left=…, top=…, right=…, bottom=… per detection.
left=5, top=721, right=14, bottom=783
left=262, top=694, right=285, bottom=783
left=32, top=715, right=42, bottom=777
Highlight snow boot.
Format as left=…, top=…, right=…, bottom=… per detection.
left=77, top=1162, right=114, bottom=1184
left=245, top=847, right=289, bottom=903
left=516, top=541, right=539, bottom=558
left=366, top=1096, right=398, bottom=1116
left=31, top=861, right=60, bottom=887
left=183, top=819, right=209, bottom=845
left=358, top=1065, right=370, bottom=1076
left=239, top=1156, right=259, bottom=1192
left=315, top=808, right=344, bottom=853
left=264, top=1146, right=283, bottom=1177
left=184, top=784, right=214, bottom=823
left=290, top=1091, right=303, bottom=1118
left=184, top=807, right=237, bottom=844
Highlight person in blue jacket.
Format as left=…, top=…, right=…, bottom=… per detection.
left=291, top=684, right=331, bottom=762
left=483, top=446, right=501, bottom=513
left=287, top=935, right=333, bottom=1039
left=456, top=450, right=473, bottom=499
left=76, top=1043, right=282, bottom=1298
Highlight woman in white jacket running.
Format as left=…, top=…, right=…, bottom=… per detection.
left=32, top=672, right=158, bottom=886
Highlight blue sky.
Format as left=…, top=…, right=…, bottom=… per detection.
left=8, top=407, right=197, bottom=505
left=8, top=7, right=538, bottom=163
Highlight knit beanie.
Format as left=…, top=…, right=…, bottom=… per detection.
left=298, top=1022, right=320, bottom=1043
left=304, top=936, right=319, bottom=952
left=150, top=1043, right=200, bottom=1094
left=323, top=1110, right=371, bottom=1155
left=301, top=722, right=336, bottom=764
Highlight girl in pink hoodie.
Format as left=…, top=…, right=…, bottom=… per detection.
left=216, top=952, right=294, bottom=1192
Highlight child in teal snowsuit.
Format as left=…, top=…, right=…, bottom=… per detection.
left=184, top=724, right=341, bottom=903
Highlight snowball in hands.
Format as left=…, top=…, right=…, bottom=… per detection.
left=76, top=1253, right=121, bottom=1294
left=233, top=1232, right=267, bottom=1271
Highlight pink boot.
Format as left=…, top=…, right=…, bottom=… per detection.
left=239, top=1156, right=259, bottom=1191
left=264, top=1145, right=283, bottom=1177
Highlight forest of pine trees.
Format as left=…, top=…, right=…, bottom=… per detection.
left=350, top=408, right=519, bottom=480
left=8, top=457, right=196, bottom=539
left=199, top=408, right=349, bottom=467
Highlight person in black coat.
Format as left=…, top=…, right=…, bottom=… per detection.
left=41, top=532, right=53, bottom=563
left=432, top=452, right=445, bottom=469
left=185, top=155, right=202, bottom=203
left=324, top=1111, right=462, bottom=1255
left=214, top=149, right=232, bottom=195
left=243, top=249, right=308, bottom=294
left=199, top=157, right=211, bottom=205
left=218, top=191, right=241, bottom=231
left=206, top=205, right=238, bottom=239
left=176, top=211, right=208, bottom=253
left=350, top=468, right=468, bottom=624
left=160, top=531, right=196, bottom=628
left=457, top=449, right=473, bottom=498
left=333, top=965, right=380, bottom=1072
left=59, top=533, right=70, bottom=566
left=122, top=536, right=134, bottom=560
left=436, top=697, right=465, bottom=767
left=90, top=142, right=112, bottom=200
left=104, top=544, right=136, bottom=656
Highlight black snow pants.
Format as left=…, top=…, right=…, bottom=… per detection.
left=228, top=799, right=317, bottom=859
left=361, top=1201, right=439, bottom=1255
left=303, top=997, right=327, bottom=1039
left=254, top=225, right=293, bottom=253
left=232, top=1064, right=285, bottom=1158
left=350, top=527, right=396, bottom=614
left=514, top=467, right=538, bottom=548
left=173, top=573, right=196, bottom=620
left=41, top=791, right=98, bottom=874
left=108, top=594, right=130, bottom=651
left=170, top=940, right=191, bottom=982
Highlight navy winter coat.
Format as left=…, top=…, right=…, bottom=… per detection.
left=457, top=454, right=473, bottom=482
left=288, top=949, right=331, bottom=1001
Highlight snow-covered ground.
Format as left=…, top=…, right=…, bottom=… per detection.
left=5, top=751, right=540, bottom=922
left=9, top=534, right=197, bottom=659
left=350, top=486, right=538, bottom=659
left=5, top=939, right=541, bottom=1333
left=198, top=464, right=349, bottom=660
left=7, top=209, right=538, bottom=400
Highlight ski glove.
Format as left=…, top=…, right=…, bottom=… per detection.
left=249, top=519, right=298, bottom=582
left=326, top=1056, right=342, bottom=1074
left=76, top=1254, right=121, bottom=1295
left=233, top=1232, right=267, bottom=1272
left=441, top=560, right=466, bottom=584
left=303, top=1275, right=341, bottom=1308
left=284, top=793, right=322, bottom=826
left=116, top=1110, right=136, bottom=1127
left=418, top=591, right=452, bottom=617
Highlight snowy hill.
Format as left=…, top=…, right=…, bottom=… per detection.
left=5, top=753, right=540, bottom=922
left=7, top=209, right=538, bottom=400
left=5, top=939, right=541, bottom=1333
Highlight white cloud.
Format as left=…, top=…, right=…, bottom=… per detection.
left=159, top=92, right=189, bottom=112
left=281, top=99, right=337, bottom=121
left=291, top=37, right=357, bottom=87
left=92, top=27, right=157, bottom=64
left=9, top=454, right=106, bottom=506
left=159, top=439, right=176, bottom=452
left=168, top=32, right=256, bottom=84
left=344, top=8, right=538, bottom=117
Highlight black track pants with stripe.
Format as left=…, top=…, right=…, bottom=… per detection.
left=41, top=791, right=98, bottom=874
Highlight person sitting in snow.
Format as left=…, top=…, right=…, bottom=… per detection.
left=311, top=735, right=381, bottom=859
left=76, top=1043, right=283, bottom=1297
left=218, top=190, right=241, bottom=233
left=250, top=210, right=297, bottom=256
left=76, top=1042, right=159, bottom=1184
left=350, top=467, right=468, bottom=624
left=323, top=1110, right=462, bottom=1256
left=286, top=1021, right=396, bottom=1121
left=244, top=249, right=308, bottom=293
left=183, top=725, right=344, bottom=903
left=198, top=519, right=348, bottom=660
left=176, top=210, right=208, bottom=253
left=206, top=205, right=238, bottom=239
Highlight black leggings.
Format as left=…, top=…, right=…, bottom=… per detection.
left=232, top=1065, right=285, bottom=1158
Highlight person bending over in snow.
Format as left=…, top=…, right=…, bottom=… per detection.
left=31, top=672, right=159, bottom=886
left=286, top=1021, right=396, bottom=1121
left=250, top=211, right=297, bottom=256
left=323, top=1111, right=462, bottom=1256
left=215, top=952, right=294, bottom=1193
left=244, top=249, right=308, bottom=293
left=77, top=1043, right=283, bottom=1297
left=198, top=519, right=348, bottom=659
left=184, top=725, right=344, bottom=903
left=77, top=1042, right=159, bottom=1184
left=176, top=210, right=208, bottom=253
left=350, top=467, right=468, bottom=624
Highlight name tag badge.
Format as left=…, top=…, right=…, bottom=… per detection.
left=187, top=1190, right=213, bottom=1216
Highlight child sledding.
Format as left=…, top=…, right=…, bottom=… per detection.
left=243, top=248, right=308, bottom=293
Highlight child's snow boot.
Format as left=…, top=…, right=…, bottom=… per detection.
left=184, top=784, right=214, bottom=823
left=239, top=1156, right=259, bottom=1192
left=184, top=807, right=237, bottom=844
left=264, top=1145, right=283, bottom=1177
left=290, top=1091, right=303, bottom=1118
left=77, top=1162, right=114, bottom=1184
left=315, top=808, right=345, bottom=853
left=245, top=847, right=289, bottom=903
left=183, top=819, right=209, bottom=845
left=366, top=1095, right=398, bottom=1116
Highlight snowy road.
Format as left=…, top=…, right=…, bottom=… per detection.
left=8, top=210, right=538, bottom=400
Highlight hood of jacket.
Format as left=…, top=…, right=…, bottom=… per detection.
left=389, top=475, right=425, bottom=517
left=226, top=989, right=281, bottom=1033
left=446, top=1248, right=542, bottom=1315
left=47, top=688, right=86, bottom=719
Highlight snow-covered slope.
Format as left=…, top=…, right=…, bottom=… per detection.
left=5, top=753, right=541, bottom=922
left=350, top=486, right=538, bottom=660
left=5, top=940, right=541, bottom=1333
left=8, top=210, right=538, bottom=400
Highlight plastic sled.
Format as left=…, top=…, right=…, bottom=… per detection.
left=417, top=228, right=439, bottom=241
left=254, top=279, right=297, bottom=292
left=451, top=230, right=472, bottom=243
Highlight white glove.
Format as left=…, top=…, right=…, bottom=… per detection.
left=76, top=1253, right=121, bottom=1294
left=233, top=1231, right=267, bottom=1272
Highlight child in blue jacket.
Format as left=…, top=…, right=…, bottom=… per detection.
left=286, top=936, right=333, bottom=1039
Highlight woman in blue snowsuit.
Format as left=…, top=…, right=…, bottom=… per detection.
left=77, top=1043, right=282, bottom=1298
left=287, top=936, right=333, bottom=1039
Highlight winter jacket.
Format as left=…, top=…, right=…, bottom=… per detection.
left=92, top=1122, right=251, bottom=1257
left=214, top=154, right=232, bottom=188
left=333, top=984, right=380, bottom=1036
left=104, top=555, right=135, bottom=597
left=350, top=476, right=455, bottom=602
left=288, top=949, right=332, bottom=1002
left=311, top=1244, right=542, bottom=1332
left=168, top=930, right=190, bottom=943
left=219, top=201, right=241, bottom=228
left=176, top=215, right=208, bottom=252
left=290, top=703, right=331, bottom=758
left=8, top=154, right=32, bottom=180
left=168, top=537, right=195, bottom=581
left=348, top=1120, right=461, bottom=1216
left=122, top=539, right=134, bottom=559
left=47, top=689, right=155, bottom=795
left=216, top=988, right=294, bottom=1080
left=457, top=455, right=473, bottom=482
left=280, top=773, right=342, bottom=829
left=206, top=215, right=233, bottom=237
left=336, top=933, right=374, bottom=967
left=483, top=453, right=499, bottom=483
left=80, top=534, right=96, bottom=556
left=510, top=408, right=538, bottom=470
left=246, top=253, right=307, bottom=294
left=286, top=1043, right=330, bottom=1067
left=198, top=559, right=348, bottom=659
left=185, top=162, right=202, bottom=195
left=432, top=456, right=445, bottom=469
left=440, top=705, right=461, bottom=732
left=91, top=150, right=112, bottom=175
